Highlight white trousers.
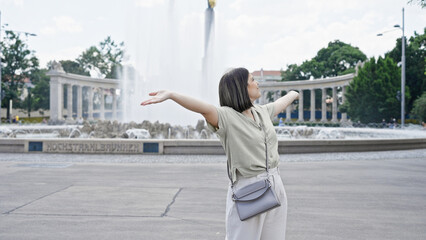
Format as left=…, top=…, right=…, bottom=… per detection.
left=225, top=167, right=287, bottom=240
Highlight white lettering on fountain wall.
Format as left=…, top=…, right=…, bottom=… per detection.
left=45, top=142, right=142, bottom=153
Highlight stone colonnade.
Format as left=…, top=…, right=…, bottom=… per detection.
left=47, top=63, right=120, bottom=121
left=257, top=74, right=354, bottom=122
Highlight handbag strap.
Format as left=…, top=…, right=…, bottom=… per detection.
left=227, top=110, right=269, bottom=189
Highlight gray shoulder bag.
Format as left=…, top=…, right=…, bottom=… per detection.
left=228, top=121, right=281, bottom=221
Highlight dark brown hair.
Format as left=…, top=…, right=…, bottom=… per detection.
left=218, top=68, right=253, bottom=113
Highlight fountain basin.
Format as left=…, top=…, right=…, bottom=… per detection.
left=1, top=138, right=425, bottom=155
left=275, top=126, right=426, bottom=139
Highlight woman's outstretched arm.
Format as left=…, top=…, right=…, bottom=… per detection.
left=141, top=90, right=219, bottom=128
left=272, top=90, right=299, bottom=117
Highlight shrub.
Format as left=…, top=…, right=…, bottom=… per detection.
left=411, top=92, right=426, bottom=122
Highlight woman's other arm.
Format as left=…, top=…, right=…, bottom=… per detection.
left=272, top=90, right=299, bottom=117
left=141, top=90, right=218, bottom=128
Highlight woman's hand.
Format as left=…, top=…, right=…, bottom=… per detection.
left=293, top=90, right=300, bottom=99
left=140, top=90, right=172, bottom=106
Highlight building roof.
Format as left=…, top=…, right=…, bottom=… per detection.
left=252, top=69, right=282, bottom=81
left=251, top=70, right=281, bottom=77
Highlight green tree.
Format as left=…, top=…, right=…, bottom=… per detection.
left=282, top=40, right=367, bottom=81
left=0, top=31, right=39, bottom=120
left=343, top=56, right=410, bottom=123
left=281, top=40, right=367, bottom=111
left=280, top=64, right=303, bottom=80
left=22, top=68, right=50, bottom=111
left=77, top=36, right=124, bottom=79
left=411, top=92, right=426, bottom=122
left=57, top=60, right=89, bottom=76
left=386, top=28, right=425, bottom=114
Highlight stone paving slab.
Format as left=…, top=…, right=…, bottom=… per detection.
left=1, top=214, right=223, bottom=240
left=0, top=151, right=425, bottom=240
left=10, top=186, right=180, bottom=217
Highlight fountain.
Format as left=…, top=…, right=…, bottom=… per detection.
left=0, top=1, right=424, bottom=155
left=120, top=0, right=223, bottom=126
left=1, top=120, right=424, bottom=155
left=68, top=128, right=81, bottom=138
left=1, top=120, right=425, bottom=140
left=126, top=129, right=151, bottom=139
left=274, top=125, right=426, bottom=140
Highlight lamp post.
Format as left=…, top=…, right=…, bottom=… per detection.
left=28, top=86, right=31, bottom=118
left=396, top=8, right=406, bottom=128
left=0, top=11, right=37, bottom=124
left=26, top=83, right=34, bottom=118
left=377, top=8, right=406, bottom=128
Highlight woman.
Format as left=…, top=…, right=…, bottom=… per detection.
left=141, top=67, right=299, bottom=240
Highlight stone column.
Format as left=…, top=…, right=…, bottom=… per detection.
left=321, top=88, right=327, bottom=122
left=262, top=90, right=268, bottom=104
left=112, top=89, right=117, bottom=120
left=332, top=86, right=338, bottom=122
left=341, top=86, right=347, bottom=122
left=49, top=79, right=63, bottom=121
left=298, top=89, right=304, bottom=122
left=76, top=85, right=82, bottom=119
left=67, top=84, right=73, bottom=120
left=100, top=88, right=105, bottom=120
left=310, top=89, right=316, bottom=122
left=285, top=105, right=292, bottom=122
left=274, top=91, right=279, bottom=102
left=88, top=87, right=94, bottom=121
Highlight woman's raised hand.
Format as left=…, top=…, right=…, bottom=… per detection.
left=140, top=90, right=172, bottom=106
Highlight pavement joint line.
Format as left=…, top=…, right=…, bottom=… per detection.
left=161, top=187, right=183, bottom=217
left=2, top=184, right=74, bottom=215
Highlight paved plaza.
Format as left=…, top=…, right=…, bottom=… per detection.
left=0, top=149, right=425, bottom=239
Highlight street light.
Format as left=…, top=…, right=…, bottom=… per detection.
left=25, top=82, right=35, bottom=118
left=0, top=11, right=37, bottom=124
left=394, top=8, right=406, bottom=128
left=377, top=8, right=406, bottom=128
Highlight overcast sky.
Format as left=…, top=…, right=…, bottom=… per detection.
left=1, top=0, right=425, bottom=72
